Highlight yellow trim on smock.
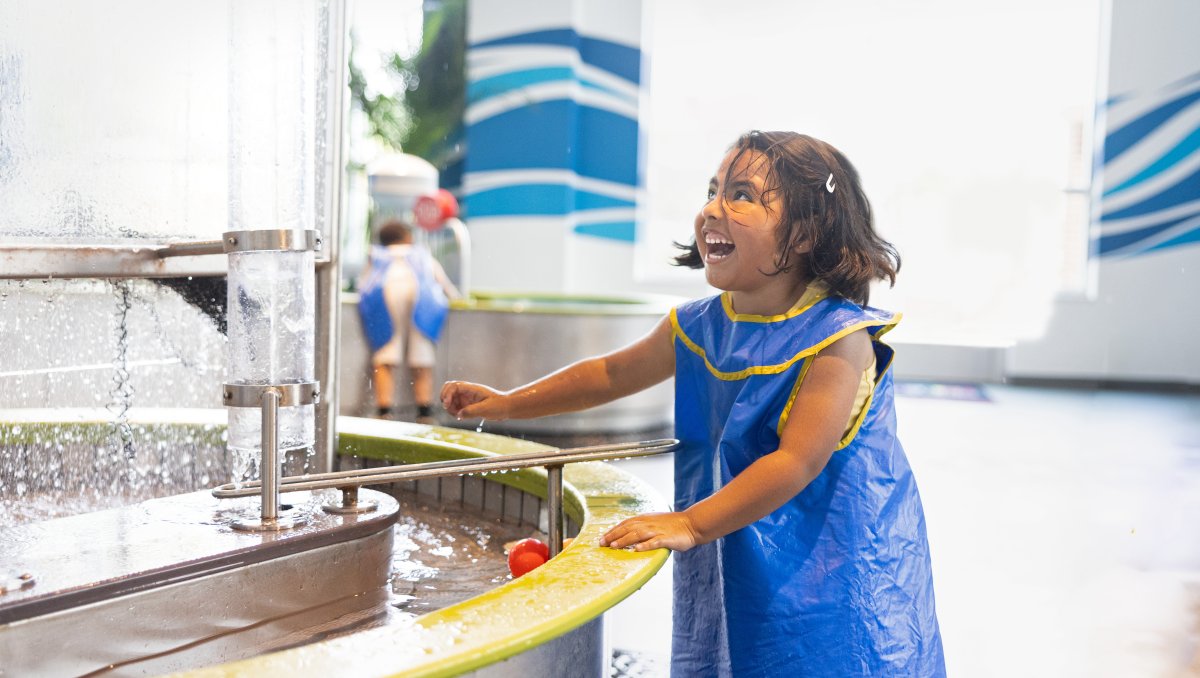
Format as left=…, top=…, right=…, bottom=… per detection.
left=719, top=281, right=829, bottom=323
left=669, top=307, right=898, bottom=383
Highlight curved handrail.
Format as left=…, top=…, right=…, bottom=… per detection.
left=211, top=438, right=679, bottom=498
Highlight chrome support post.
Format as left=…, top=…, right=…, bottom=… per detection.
left=260, top=388, right=280, bottom=523
left=224, top=382, right=319, bottom=532
left=546, top=464, right=564, bottom=557
left=444, top=216, right=472, bottom=296
left=323, top=485, right=378, bottom=515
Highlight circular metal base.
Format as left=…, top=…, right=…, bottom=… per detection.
left=323, top=500, right=378, bottom=515
left=231, top=515, right=307, bottom=532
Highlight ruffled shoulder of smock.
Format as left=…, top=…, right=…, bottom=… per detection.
left=670, top=293, right=900, bottom=378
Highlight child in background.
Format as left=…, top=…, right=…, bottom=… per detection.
left=358, top=219, right=459, bottom=423
left=441, top=131, right=945, bottom=676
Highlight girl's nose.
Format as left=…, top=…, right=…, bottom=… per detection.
left=701, top=194, right=725, bottom=220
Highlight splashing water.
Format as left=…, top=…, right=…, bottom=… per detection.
left=107, top=280, right=136, bottom=461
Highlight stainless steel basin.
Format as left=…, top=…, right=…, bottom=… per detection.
left=0, top=488, right=398, bottom=677
left=434, top=292, right=678, bottom=433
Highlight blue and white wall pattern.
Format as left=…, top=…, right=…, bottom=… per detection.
left=1010, top=0, right=1200, bottom=385
left=464, top=28, right=641, bottom=242
left=1095, top=70, right=1200, bottom=257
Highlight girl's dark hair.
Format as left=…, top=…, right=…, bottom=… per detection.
left=674, top=130, right=899, bottom=306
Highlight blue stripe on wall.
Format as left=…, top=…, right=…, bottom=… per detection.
left=472, top=29, right=640, bottom=84
left=1145, top=224, right=1200, bottom=253
left=578, top=36, right=640, bottom=84
left=468, top=68, right=636, bottom=107
left=467, top=103, right=639, bottom=186
left=474, top=28, right=577, bottom=50
left=576, top=106, right=638, bottom=185
left=1101, top=163, right=1200, bottom=221
left=1103, top=88, right=1200, bottom=163
left=576, top=190, right=635, bottom=210
left=1104, top=125, right=1200, bottom=196
left=469, top=67, right=574, bottom=103
left=467, top=184, right=571, bottom=217
left=1096, top=207, right=1200, bottom=254
left=467, top=101, right=574, bottom=173
left=573, top=221, right=636, bottom=242
left=465, top=184, right=635, bottom=217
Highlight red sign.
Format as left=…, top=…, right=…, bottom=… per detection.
left=414, top=189, right=461, bottom=233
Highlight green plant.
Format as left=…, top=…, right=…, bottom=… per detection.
left=348, top=0, right=465, bottom=176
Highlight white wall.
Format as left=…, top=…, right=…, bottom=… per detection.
left=637, top=0, right=1102, bottom=347
left=1008, top=0, right=1200, bottom=384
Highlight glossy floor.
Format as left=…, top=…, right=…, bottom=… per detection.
left=604, top=384, right=1200, bottom=678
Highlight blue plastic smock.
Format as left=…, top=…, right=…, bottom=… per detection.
left=670, top=292, right=945, bottom=677
left=356, top=245, right=449, bottom=349
left=357, top=247, right=394, bottom=352
left=406, top=247, right=449, bottom=342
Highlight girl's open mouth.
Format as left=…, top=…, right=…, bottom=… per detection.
left=704, top=234, right=735, bottom=262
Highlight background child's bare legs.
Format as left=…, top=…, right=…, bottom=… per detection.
left=372, top=364, right=434, bottom=422
left=411, top=366, right=435, bottom=422
left=372, top=364, right=396, bottom=418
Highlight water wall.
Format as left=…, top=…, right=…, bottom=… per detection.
left=0, top=0, right=345, bottom=487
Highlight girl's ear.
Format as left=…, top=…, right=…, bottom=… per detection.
left=790, top=224, right=812, bottom=255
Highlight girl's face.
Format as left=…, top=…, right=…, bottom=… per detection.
left=693, top=148, right=804, bottom=303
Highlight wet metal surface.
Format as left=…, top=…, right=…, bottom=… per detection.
left=0, top=488, right=398, bottom=623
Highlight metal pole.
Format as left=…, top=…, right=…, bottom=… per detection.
left=156, top=239, right=226, bottom=258
left=546, top=464, right=564, bottom=557
left=260, top=388, right=280, bottom=522
left=211, top=438, right=682, bottom=498
left=313, top=0, right=348, bottom=475
left=445, top=217, right=471, bottom=296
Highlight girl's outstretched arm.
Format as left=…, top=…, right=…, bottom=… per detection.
left=441, top=315, right=675, bottom=421
left=601, top=328, right=873, bottom=552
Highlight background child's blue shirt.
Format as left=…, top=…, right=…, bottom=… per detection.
left=670, top=292, right=945, bottom=678
left=357, top=245, right=449, bottom=349
left=357, top=247, right=394, bottom=352
left=404, top=246, right=449, bottom=342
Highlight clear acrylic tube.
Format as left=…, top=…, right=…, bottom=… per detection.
left=225, top=249, right=315, bottom=454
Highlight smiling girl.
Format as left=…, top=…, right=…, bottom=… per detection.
left=441, top=131, right=945, bottom=677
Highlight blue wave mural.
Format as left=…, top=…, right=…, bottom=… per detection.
left=464, top=28, right=641, bottom=243
left=1096, top=70, right=1200, bottom=257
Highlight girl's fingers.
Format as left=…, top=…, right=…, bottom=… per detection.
left=599, top=523, right=629, bottom=547
left=602, top=522, right=650, bottom=549
left=632, top=536, right=663, bottom=552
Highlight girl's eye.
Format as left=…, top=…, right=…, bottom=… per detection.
left=732, top=190, right=752, bottom=202
left=706, top=187, right=717, bottom=201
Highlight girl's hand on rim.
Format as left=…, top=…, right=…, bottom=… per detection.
left=599, top=512, right=701, bottom=552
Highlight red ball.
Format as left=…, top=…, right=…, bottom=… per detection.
left=509, top=550, right=546, bottom=578
left=509, top=537, right=550, bottom=561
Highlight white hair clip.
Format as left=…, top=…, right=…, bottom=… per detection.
left=826, top=173, right=836, bottom=193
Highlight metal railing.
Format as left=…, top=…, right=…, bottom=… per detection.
left=212, top=438, right=679, bottom=556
